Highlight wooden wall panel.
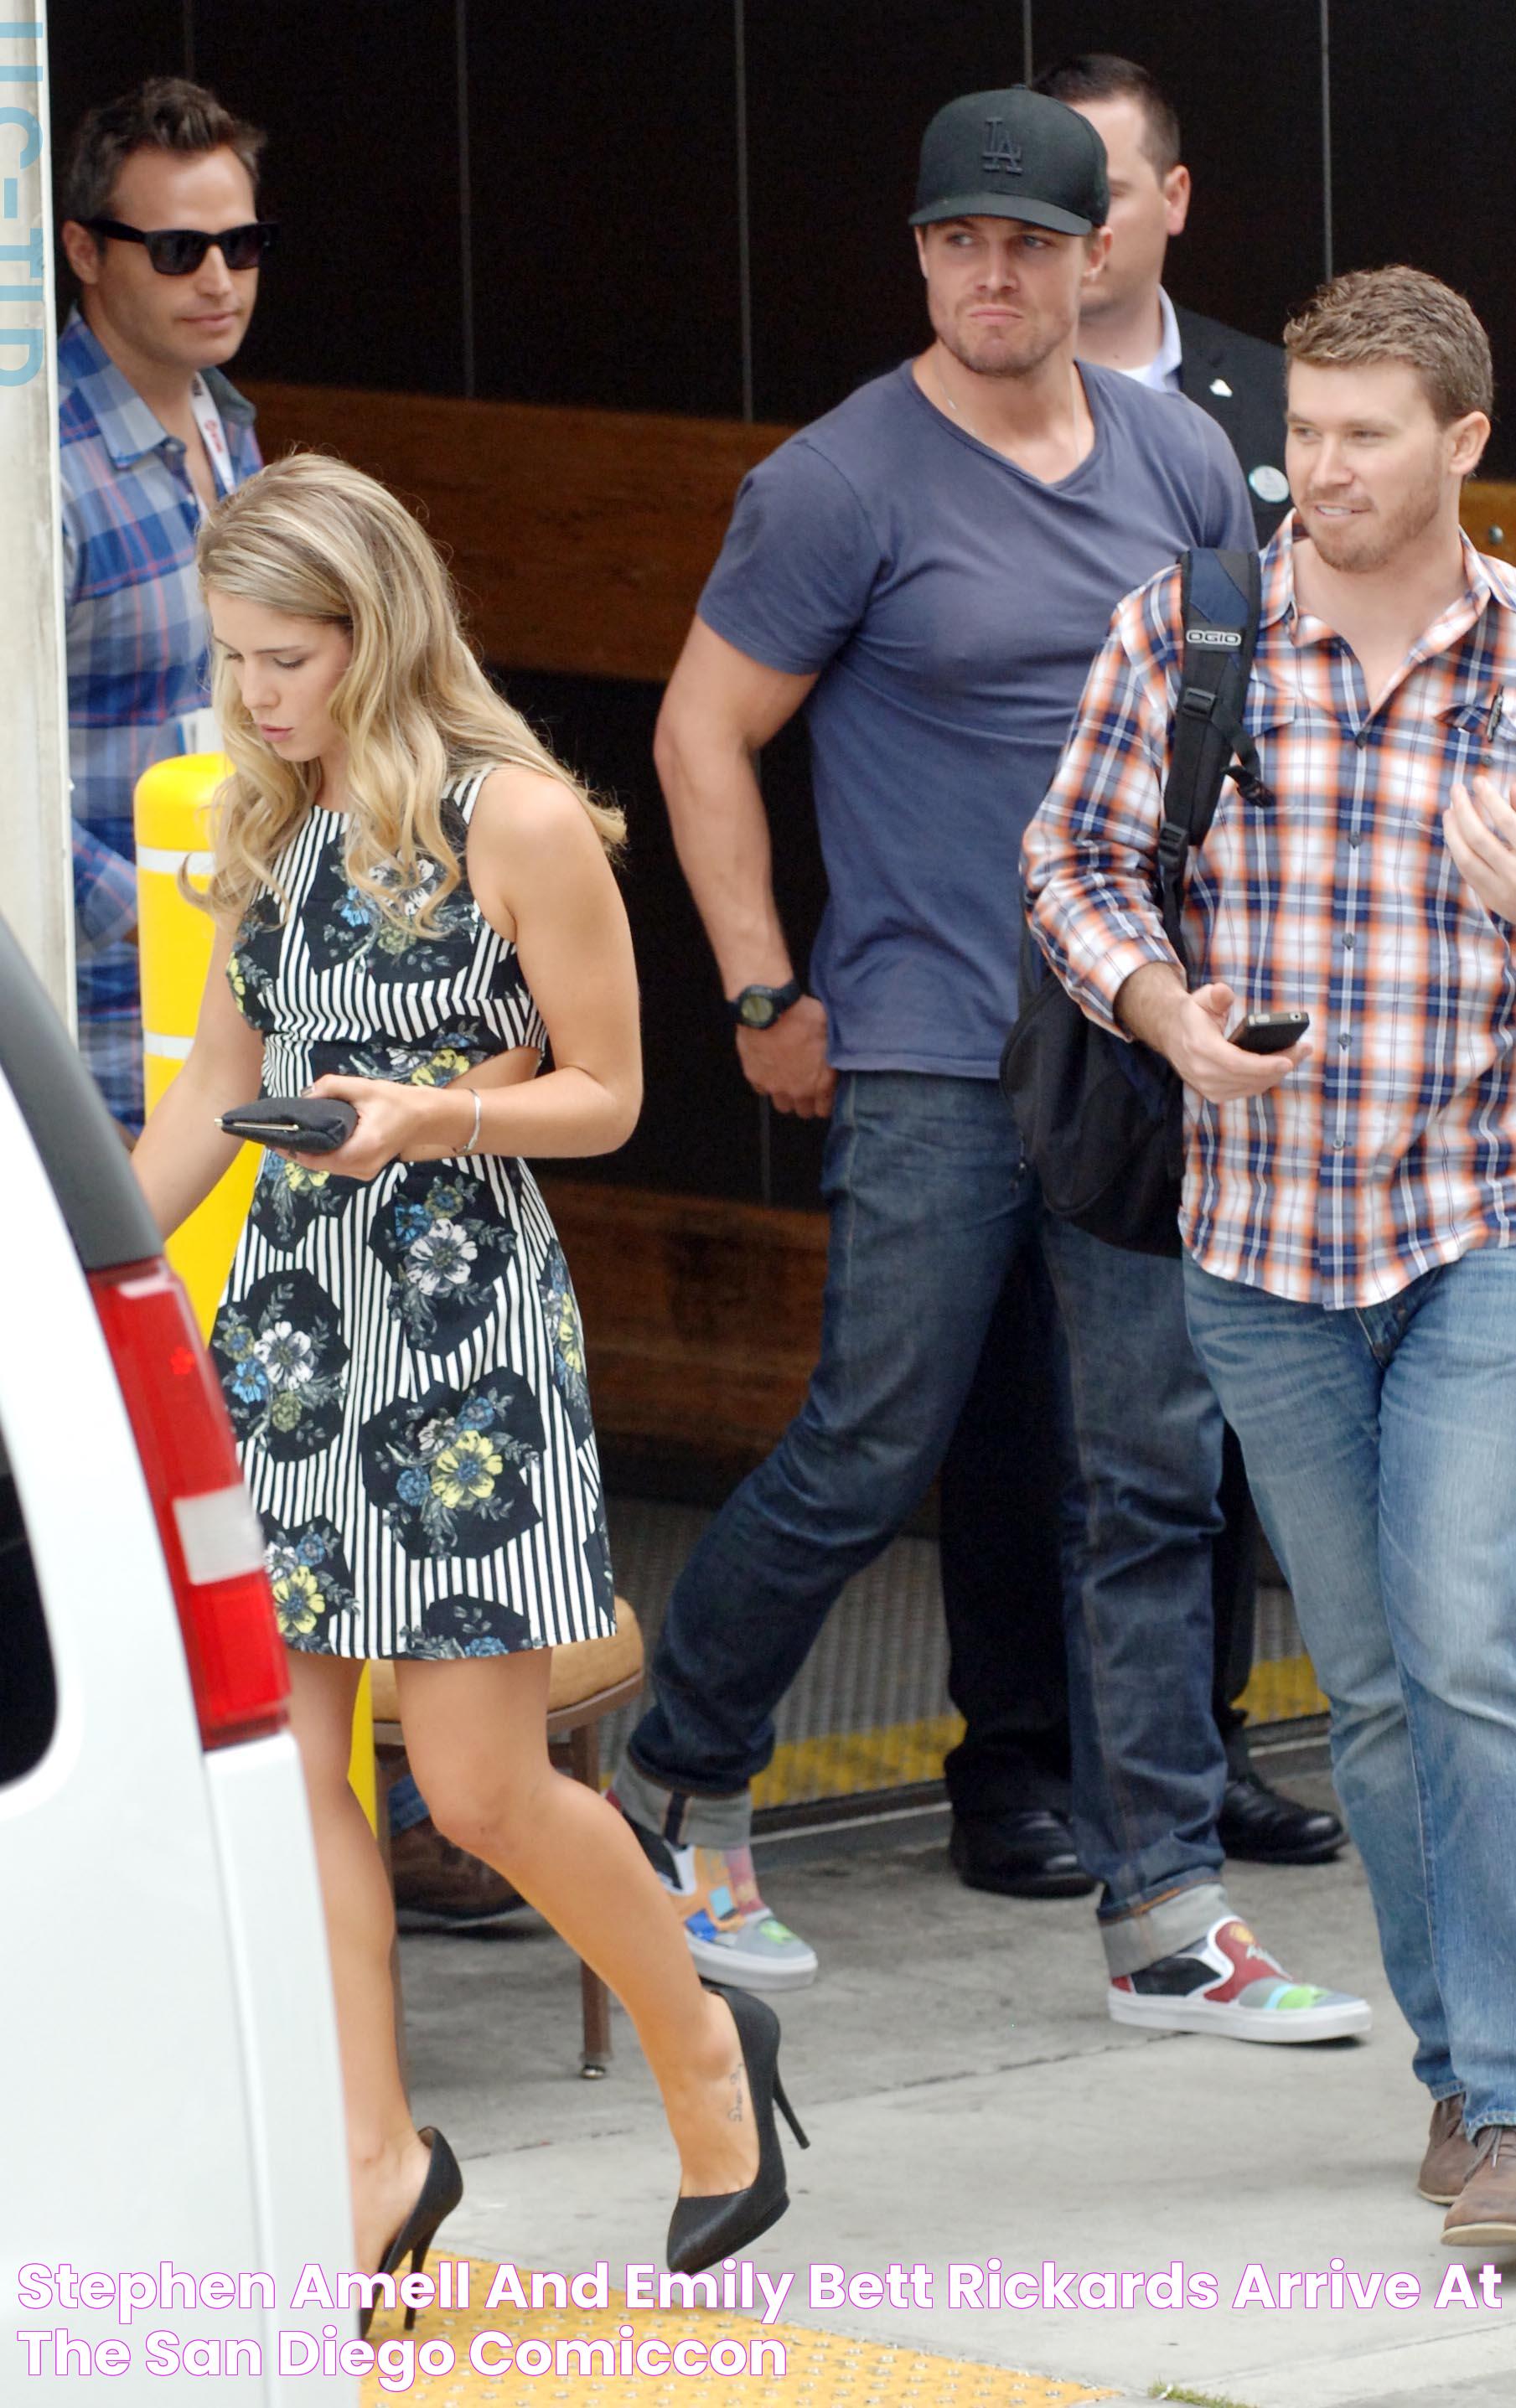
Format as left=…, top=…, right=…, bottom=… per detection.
left=537, top=1180, right=825, bottom=1465
left=243, top=384, right=790, bottom=685
left=242, top=383, right=1516, bottom=685
left=1464, top=483, right=1516, bottom=560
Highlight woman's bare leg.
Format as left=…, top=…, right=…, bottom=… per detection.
left=400, top=1651, right=762, bottom=2198
left=285, top=1651, right=432, bottom=2267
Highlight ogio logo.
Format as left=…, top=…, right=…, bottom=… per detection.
left=1187, top=628, right=1243, bottom=648
left=982, top=118, right=1023, bottom=175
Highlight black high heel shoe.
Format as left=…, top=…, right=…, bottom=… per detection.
left=359, top=2126, right=463, bottom=2340
left=666, top=1983, right=810, bottom=2276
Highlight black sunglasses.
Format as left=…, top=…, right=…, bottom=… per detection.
left=85, top=217, right=279, bottom=276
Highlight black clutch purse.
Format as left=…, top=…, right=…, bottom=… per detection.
left=218, top=1095, right=358, bottom=1154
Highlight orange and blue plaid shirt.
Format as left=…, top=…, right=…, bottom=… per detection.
left=1023, top=521, right=1516, bottom=1309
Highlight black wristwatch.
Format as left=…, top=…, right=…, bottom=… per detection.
left=727, top=979, right=803, bottom=1030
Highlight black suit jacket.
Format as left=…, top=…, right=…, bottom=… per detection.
left=1175, top=305, right=1290, bottom=545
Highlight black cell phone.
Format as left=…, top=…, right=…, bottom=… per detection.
left=1230, top=1010, right=1311, bottom=1056
left=218, top=1095, right=359, bottom=1153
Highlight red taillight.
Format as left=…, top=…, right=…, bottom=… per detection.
left=89, top=1258, right=290, bottom=1749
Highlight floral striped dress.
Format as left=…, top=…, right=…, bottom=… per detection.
left=210, top=772, right=615, bottom=1660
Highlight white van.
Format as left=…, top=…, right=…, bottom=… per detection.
left=0, top=916, right=356, bottom=2404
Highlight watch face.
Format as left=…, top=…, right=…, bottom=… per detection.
left=738, top=991, right=777, bottom=1029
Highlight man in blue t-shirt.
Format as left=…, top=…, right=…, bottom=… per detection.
left=613, top=86, right=1365, bottom=2044
left=937, top=56, right=1344, bottom=1899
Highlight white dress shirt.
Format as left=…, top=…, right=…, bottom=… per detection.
left=1114, top=287, right=1184, bottom=392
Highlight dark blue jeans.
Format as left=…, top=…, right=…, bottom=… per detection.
left=1185, top=1249, right=1516, bottom=2130
left=620, top=1072, right=1229, bottom=1971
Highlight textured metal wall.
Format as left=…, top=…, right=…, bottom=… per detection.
left=602, top=1501, right=1322, bottom=1818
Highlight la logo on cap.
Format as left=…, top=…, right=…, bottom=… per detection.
left=981, top=117, right=1023, bottom=175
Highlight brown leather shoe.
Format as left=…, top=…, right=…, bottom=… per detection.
left=391, top=1816, right=525, bottom=1930
left=1442, top=2126, right=1516, bottom=2250
left=1418, top=2093, right=1478, bottom=2204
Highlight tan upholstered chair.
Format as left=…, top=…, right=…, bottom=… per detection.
left=370, top=1596, right=644, bottom=2075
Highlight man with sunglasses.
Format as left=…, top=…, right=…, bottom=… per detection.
left=56, top=76, right=272, bottom=1134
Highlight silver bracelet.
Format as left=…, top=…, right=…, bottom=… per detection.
left=460, top=1088, right=483, bottom=1155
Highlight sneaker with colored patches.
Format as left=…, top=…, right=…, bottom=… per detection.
left=611, top=1796, right=819, bottom=1992
left=1108, top=1915, right=1371, bottom=2044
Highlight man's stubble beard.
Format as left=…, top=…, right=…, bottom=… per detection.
left=1306, top=463, right=1444, bottom=576
left=938, top=312, right=1072, bottom=384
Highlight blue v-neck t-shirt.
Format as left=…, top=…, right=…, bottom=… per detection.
left=697, top=359, right=1254, bottom=1077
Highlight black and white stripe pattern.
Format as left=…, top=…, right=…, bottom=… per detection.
left=216, top=773, right=615, bottom=1660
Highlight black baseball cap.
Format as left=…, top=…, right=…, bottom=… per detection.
left=910, top=85, right=1109, bottom=235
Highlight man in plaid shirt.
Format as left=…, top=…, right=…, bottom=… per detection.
left=58, top=78, right=266, bottom=1132
left=1027, top=266, right=1516, bottom=2248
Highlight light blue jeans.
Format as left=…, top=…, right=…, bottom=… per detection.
left=1184, top=1246, right=1516, bottom=2134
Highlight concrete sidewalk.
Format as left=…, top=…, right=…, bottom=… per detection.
left=396, top=1740, right=1511, bottom=2408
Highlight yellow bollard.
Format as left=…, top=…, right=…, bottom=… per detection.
left=135, top=754, right=257, bottom=1328
left=135, top=754, right=376, bottom=1823
left=348, top=1683, right=378, bottom=1830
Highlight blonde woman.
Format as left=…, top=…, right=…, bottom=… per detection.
left=132, top=452, right=805, bottom=2307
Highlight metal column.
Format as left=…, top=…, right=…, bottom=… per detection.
left=0, top=10, right=71, bottom=1022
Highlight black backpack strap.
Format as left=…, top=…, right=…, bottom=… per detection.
left=1157, top=547, right=1266, bottom=963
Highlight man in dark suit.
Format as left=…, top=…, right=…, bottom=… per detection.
left=1037, top=54, right=1291, bottom=542
left=1172, top=300, right=1292, bottom=542
left=939, top=54, right=1341, bottom=1902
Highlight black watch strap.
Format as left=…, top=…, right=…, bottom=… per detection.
left=727, top=979, right=803, bottom=1030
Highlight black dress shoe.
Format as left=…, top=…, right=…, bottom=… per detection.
left=949, top=1809, right=1097, bottom=1899
left=1218, top=1768, right=1346, bottom=1865
left=359, top=2127, right=463, bottom=2339
left=667, top=1983, right=809, bottom=2276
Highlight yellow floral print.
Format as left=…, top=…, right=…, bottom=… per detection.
left=272, top=1565, right=323, bottom=1638
left=552, top=1290, right=586, bottom=1377
left=411, top=1048, right=471, bottom=1088
left=428, top=1428, right=504, bottom=1507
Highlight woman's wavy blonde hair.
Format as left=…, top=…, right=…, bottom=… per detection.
left=194, top=450, right=623, bottom=930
